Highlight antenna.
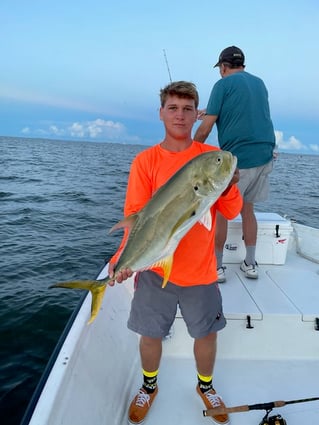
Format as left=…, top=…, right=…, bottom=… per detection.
left=163, top=49, right=172, bottom=82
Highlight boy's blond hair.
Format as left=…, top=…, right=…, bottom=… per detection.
left=160, top=81, right=199, bottom=108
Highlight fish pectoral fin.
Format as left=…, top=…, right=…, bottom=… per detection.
left=109, top=213, right=138, bottom=234
left=153, top=255, right=174, bottom=289
left=49, top=279, right=108, bottom=324
left=168, top=204, right=200, bottom=237
left=199, top=210, right=212, bottom=231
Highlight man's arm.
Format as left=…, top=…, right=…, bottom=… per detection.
left=194, top=114, right=218, bottom=143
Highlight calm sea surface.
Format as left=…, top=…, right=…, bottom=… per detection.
left=0, top=136, right=318, bottom=425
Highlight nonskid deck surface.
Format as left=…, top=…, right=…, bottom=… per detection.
left=218, top=255, right=319, bottom=322
left=27, top=237, right=319, bottom=425
left=127, top=357, right=319, bottom=425
left=125, top=253, right=319, bottom=425
left=149, top=253, right=319, bottom=425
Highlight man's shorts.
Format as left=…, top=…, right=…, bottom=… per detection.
left=238, top=160, right=273, bottom=203
left=127, top=270, right=226, bottom=339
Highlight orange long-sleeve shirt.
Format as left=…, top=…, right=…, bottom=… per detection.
left=110, top=141, right=242, bottom=286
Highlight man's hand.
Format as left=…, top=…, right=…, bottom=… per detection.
left=230, top=167, right=240, bottom=185
left=197, top=109, right=206, bottom=120
left=221, top=167, right=240, bottom=196
left=108, top=262, right=133, bottom=286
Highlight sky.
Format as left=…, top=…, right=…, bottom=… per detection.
left=1, top=0, right=319, bottom=154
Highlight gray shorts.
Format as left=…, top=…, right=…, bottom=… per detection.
left=127, top=271, right=226, bottom=339
left=238, top=160, right=273, bottom=203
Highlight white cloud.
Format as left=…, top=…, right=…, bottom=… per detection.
left=49, top=125, right=65, bottom=136
left=275, top=130, right=319, bottom=154
left=84, top=118, right=125, bottom=139
left=275, top=130, right=307, bottom=151
left=22, top=118, right=129, bottom=141
left=69, top=122, right=86, bottom=138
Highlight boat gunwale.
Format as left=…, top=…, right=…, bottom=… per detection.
left=19, top=259, right=108, bottom=425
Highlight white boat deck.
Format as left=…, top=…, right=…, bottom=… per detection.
left=25, top=218, right=319, bottom=425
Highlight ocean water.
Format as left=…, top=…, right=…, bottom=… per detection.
left=0, top=136, right=318, bottom=425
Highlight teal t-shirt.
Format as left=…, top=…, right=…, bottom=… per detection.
left=206, top=71, right=275, bottom=169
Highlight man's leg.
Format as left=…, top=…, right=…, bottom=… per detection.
left=241, top=201, right=257, bottom=247
left=240, top=201, right=258, bottom=278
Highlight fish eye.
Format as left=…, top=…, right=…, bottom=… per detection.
left=194, top=185, right=199, bottom=191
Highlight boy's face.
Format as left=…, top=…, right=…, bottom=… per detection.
left=160, top=95, right=197, bottom=140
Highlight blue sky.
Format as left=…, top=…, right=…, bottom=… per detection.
left=1, top=0, right=319, bottom=154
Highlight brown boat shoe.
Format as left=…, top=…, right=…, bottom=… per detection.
left=196, top=385, right=229, bottom=424
left=128, top=387, right=158, bottom=424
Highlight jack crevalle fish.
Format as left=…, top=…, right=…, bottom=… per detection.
left=50, top=150, right=237, bottom=323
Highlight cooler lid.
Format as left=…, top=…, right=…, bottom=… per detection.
left=230, top=212, right=291, bottom=226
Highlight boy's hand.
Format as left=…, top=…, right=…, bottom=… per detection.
left=108, top=263, right=133, bottom=286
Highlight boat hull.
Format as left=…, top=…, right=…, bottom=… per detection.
left=22, top=214, right=319, bottom=425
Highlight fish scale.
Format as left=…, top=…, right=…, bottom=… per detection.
left=50, top=150, right=237, bottom=323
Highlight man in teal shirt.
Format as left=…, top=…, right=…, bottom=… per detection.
left=195, top=46, right=275, bottom=281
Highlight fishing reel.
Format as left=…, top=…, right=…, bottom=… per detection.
left=259, top=411, right=287, bottom=425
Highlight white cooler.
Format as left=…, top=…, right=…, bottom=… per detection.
left=223, top=212, right=293, bottom=265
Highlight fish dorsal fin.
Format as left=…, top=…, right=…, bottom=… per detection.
left=109, top=213, right=138, bottom=234
left=199, top=210, right=212, bottom=231
left=153, top=254, right=174, bottom=288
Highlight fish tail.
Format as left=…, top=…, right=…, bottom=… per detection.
left=50, top=279, right=109, bottom=324
left=87, top=283, right=108, bottom=324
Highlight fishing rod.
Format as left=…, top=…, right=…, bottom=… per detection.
left=163, top=49, right=172, bottom=83
left=203, top=396, right=319, bottom=424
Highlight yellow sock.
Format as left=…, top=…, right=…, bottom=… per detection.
left=197, top=373, right=213, bottom=393
left=142, top=369, right=158, bottom=393
left=142, top=369, right=158, bottom=378
left=197, top=373, right=212, bottom=382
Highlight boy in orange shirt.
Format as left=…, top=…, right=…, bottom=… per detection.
left=108, top=81, right=242, bottom=425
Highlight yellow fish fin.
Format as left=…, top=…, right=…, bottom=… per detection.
left=153, top=255, right=174, bottom=289
left=50, top=279, right=108, bottom=324
left=88, top=283, right=108, bottom=324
